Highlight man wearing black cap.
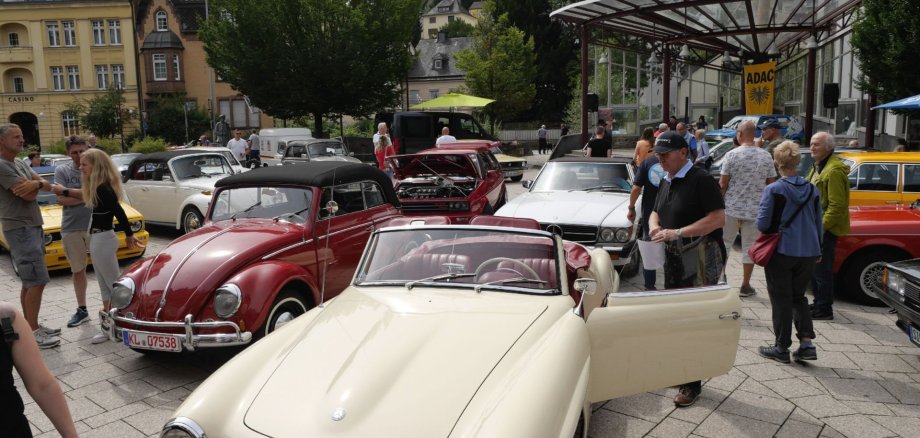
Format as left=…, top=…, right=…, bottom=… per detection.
left=759, top=118, right=785, bottom=155
left=648, top=131, right=727, bottom=408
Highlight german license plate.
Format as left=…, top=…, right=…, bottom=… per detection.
left=909, top=325, right=920, bottom=347
left=122, top=331, right=182, bottom=352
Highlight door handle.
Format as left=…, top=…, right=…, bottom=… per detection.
left=719, top=312, right=741, bottom=320
left=140, top=187, right=149, bottom=192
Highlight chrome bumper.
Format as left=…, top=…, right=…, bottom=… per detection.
left=595, top=241, right=637, bottom=266
left=502, top=168, right=524, bottom=177
left=100, top=310, right=253, bottom=351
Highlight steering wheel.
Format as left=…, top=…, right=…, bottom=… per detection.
left=403, top=233, right=432, bottom=253
left=474, top=257, right=540, bottom=282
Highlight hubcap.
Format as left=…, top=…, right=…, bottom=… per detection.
left=860, top=262, right=885, bottom=299
left=275, top=311, right=296, bottom=329
left=185, top=213, right=200, bottom=230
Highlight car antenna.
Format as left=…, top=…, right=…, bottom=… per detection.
left=318, top=169, right=339, bottom=308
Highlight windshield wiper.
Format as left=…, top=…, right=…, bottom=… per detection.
left=231, top=201, right=261, bottom=221
left=474, top=277, right=548, bottom=294
left=583, top=185, right=629, bottom=192
left=272, top=206, right=310, bottom=222
left=406, top=272, right=475, bottom=290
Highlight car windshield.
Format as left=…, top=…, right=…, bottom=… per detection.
left=286, top=141, right=347, bottom=158
left=171, top=155, right=234, bottom=180
left=722, top=116, right=758, bottom=129
left=709, top=140, right=735, bottom=161
left=530, top=162, right=632, bottom=192
left=490, top=146, right=505, bottom=155
left=356, top=227, right=560, bottom=294
left=211, top=186, right=313, bottom=223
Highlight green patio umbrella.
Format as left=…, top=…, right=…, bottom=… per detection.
left=411, top=93, right=495, bottom=110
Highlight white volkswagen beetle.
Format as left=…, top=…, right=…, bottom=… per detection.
left=123, top=150, right=236, bottom=233
left=160, top=216, right=741, bottom=438
left=497, top=157, right=641, bottom=277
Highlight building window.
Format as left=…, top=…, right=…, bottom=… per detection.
left=46, top=22, right=60, bottom=47
left=173, top=54, right=181, bottom=80
left=67, top=65, right=80, bottom=90
left=219, top=97, right=261, bottom=128
left=95, top=65, right=109, bottom=89
left=429, top=17, right=436, bottom=23
left=12, top=77, right=24, bottom=93
left=428, top=29, right=438, bottom=38
left=156, top=11, right=168, bottom=31
left=92, top=20, right=105, bottom=45
left=108, top=20, right=122, bottom=45
left=62, top=111, right=79, bottom=136
left=8, top=32, right=19, bottom=47
left=62, top=21, right=76, bottom=46
left=51, top=66, right=65, bottom=91
left=153, top=54, right=167, bottom=81
left=112, top=64, right=125, bottom=89
left=433, top=59, right=443, bottom=69
left=448, top=15, right=455, bottom=22
left=429, top=89, right=440, bottom=98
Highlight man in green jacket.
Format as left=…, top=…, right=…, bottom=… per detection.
left=807, top=132, right=850, bottom=320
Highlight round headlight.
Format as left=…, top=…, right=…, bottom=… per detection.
left=111, top=278, right=135, bottom=309
left=599, top=228, right=615, bottom=242
left=129, top=221, right=143, bottom=233
left=161, top=417, right=205, bottom=438
left=43, top=234, right=53, bottom=246
left=615, top=228, right=631, bottom=243
left=214, top=284, right=242, bottom=318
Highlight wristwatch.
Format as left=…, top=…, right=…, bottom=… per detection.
left=676, top=227, right=683, bottom=238
left=63, top=189, right=70, bottom=197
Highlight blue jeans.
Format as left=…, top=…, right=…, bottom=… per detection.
left=811, top=231, right=838, bottom=310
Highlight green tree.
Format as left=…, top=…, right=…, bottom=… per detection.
left=71, top=88, right=133, bottom=139
left=851, top=0, right=920, bottom=103
left=455, top=0, right=536, bottom=131
left=438, top=19, right=475, bottom=38
left=199, top=0, right=422, bottom=137
left=145, top=94, right=211, bottom=145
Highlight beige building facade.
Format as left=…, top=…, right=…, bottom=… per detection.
left=421, top=0, right=477, bottom=39
left=0, top=0, right=140, bottom=149
left=133, top=0, right=270, bottom=135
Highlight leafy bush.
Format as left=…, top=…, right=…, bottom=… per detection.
left=129, top=137, right=168, bottom=154
left=342, top=118, right=374, bottom=137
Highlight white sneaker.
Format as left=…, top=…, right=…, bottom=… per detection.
left=91, top=331, right=109, bottom=344
left=33, top=329, right=61, bottom=349
left=39, top=324, right=62, bottom=337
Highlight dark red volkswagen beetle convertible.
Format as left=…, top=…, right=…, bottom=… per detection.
left=99, top=162, right=401, bottom=352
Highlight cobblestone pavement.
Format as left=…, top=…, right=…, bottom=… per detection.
left=6, top=153, right=920, bottom=437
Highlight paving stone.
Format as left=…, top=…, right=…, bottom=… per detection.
left=785, top=363, right=840, bottom=378
left=733, top=348, right=771, bottom=366
left=81, top=420, right=145, bottom=438
left=820, top=329, right=882, bottom=346
left=845, top=352, right=918, bottom=373
left=144, top=387, right=191, bottom=408
left=822, top=414, right=896, bottom=438
left=83, top=402, right=149, bottom=429
left=142, top=364, right=210, bottom=391
left=693, top=411, right=780, bottom=438
left=859, top=345, right=909, bottom=354
left=124, top=406, right=177, bottom=436
left=877, top=380, right=920, bottom=405
left=737, top=378, right=785, bottom=399
left=819, top=343, right=863, bottom=352
left=869, top=414, right=920, bottom=436
left=877, top=371, right=917, bottom=383
left=775, top=419, right=823, bottom=438
left=834, top=369, right=883, bottom=380
left=763, top=378, right=827, bottom=399
left=58, top=363, right=125, bottom=389
left=64, top=380, right=117, bottom=401
left=716, top=389, right=794, bottom=425
left=842, top=400, right=896, bottom=416
left=589, top=409, right=656, bottom=438
left=817, top=377, right=899, bottom=403
left=668, top=388, right=730, bottom=424
left=87, top=379, right=161, bottom=410
left=735, top=363, right=795, bottom=382
left=791, top=395, right=858, bottom=419
left=885, top=403, right=920, bottom=417
left=808, top=351, right=862, bottom=370
left=603, top=392, right=675, bottom=423
left=647, top=417, right=696, bottom=438
left=740, top=326, right=776, bottom=341
left=704, top=369, right=746, bottom=393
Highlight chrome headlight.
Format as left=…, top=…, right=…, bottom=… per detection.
left=213, top=283, right=242, bottom=318
left=161, top=417, right=205, bottom=438
left=111, top=278, right=136, bottom=309
left=129, top=220, right=143, bottom=233
left=615, top=228, right=631, bottom=243
left=599, top=228, right=616, bottom=242
left=886, top=270, right=905, bottom=297
left=43, top=233, right=53, bottom=246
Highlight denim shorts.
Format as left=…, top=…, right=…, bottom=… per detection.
left=4, top=226, right=50, bottom=288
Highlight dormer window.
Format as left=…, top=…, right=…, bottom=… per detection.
left=434, top=59, right=443, bottom=69
left=438, top=6, right=449, bottom=12
left=156, top=10, right=168, bottom=32
left=433, top=55, right=448, bottom=70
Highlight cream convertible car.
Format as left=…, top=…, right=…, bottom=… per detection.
left=161, top=217, right=742, bottom=438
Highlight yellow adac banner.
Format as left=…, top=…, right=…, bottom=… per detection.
left=743, top=61, right=776, bottom=115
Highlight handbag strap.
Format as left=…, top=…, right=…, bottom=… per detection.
left=780, top=184, right=813, bottom=230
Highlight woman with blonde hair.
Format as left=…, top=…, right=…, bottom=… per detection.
left=73, top=149, right=144, bottom=342
left=755, top=141, right=822, bottom=364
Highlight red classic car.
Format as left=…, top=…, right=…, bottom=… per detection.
left=99, top=162, right=401, bottom=352
left=834, top=201, right=920, bottom=305
left=387, top=143, right=507, bottom=223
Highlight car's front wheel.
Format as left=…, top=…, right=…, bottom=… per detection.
left=842, top=248, right=907, bottom=306
left=181, top=207, right=204, bottom=234
left=262, top=289, right=310, bottom=337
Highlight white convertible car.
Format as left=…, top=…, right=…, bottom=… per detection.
left=496, top=157, right=641, bottom=277
left=123, top=150, right=236, bottom=233
left=160, top=216, right=741, bottom=438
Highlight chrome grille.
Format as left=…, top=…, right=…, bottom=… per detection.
left=905, top=279, right=920, bottom=312
left=539, top=223, right=597, bottom=244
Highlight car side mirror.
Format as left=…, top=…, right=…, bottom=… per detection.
left=573, top=278, right=597, bottom=295
left=349, top=152, right=355, bottom=157
left=522, top=180, right=532, bottom=188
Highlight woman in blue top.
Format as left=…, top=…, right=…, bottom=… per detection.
left=755, top=141, right=823, bottom=364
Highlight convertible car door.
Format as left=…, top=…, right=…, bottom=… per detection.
left=585, top=285, right=741, bottom=402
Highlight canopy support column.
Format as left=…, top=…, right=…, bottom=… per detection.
left=865, top=94, right=876, bottom=149
left=581, top=25, right=590, bottom=145
left=804, top=46, right=817, bottom=141
left=662, top=45, right=671, bottom=123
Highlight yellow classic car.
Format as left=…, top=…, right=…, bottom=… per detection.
left=0, top=173, right=149, bottom=272
left=839, top=152, right=920, bottom=206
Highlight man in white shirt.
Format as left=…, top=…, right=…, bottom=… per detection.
left=227, top=129, right=248, bottom=161
left=435, top=127, right=457, bottom=146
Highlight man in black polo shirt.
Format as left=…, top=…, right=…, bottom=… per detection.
left=648, top=131, right=727, bottom=408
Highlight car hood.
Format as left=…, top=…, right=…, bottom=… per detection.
left=848, top=205, right=920, bottom=234
left=390, top=154, right=477, bottom=180
left=706, top=128, right=735, bottom=138
left=890, top=259, right=920, bottom=279
left=497, top=191, right=631, bottom=226
left=126, top=220, right=303, bottom=321
left=493, top=153, right=526, bottom=164
left=243, top=289, right=547, bottom=437
left=40, top=203, right=143, bottom=231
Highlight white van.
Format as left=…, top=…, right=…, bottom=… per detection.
left=257, top=128, right=312, bottom=158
